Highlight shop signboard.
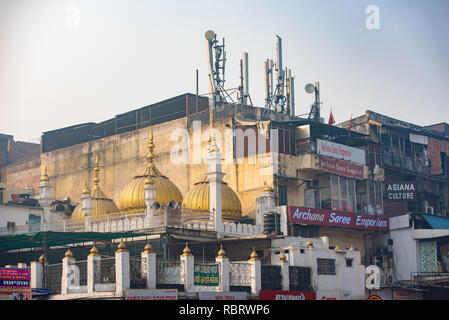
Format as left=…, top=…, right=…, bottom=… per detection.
left=125, top=289, right=178, bottom=300
left=288, top=206, right=389, bottom=231
left=317, top=139, right=366, bottom=165
left=320, top=156, right=364, bottom=180
left=259, top=289, right=316, bottom=300
left=384, top=182, right=416, bottom=201
left=194, top=263, right=219, bottom=286
left=0, top=268, right=31, bottom=300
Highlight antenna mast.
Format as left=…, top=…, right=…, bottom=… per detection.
left=205, top=30, right=227, bottom=109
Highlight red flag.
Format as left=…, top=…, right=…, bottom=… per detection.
left=328, top=110, right=335, bottom=125
left=348, top=114, right=353, bottom=137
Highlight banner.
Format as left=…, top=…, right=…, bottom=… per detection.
left=194, top=263, right=219, bottom=286
left=0, top=268, right=31, bottom=300
left=288, top=206, right=389, bottom=231
left=317, top=139, right=366, bottom=165
left=259, top=290, right=316, bottom=300
left=320, top=156, right=364, bottom=180
left=199, top=292, right=247, bottom=300
left=125, top=289, right=178, bottom=300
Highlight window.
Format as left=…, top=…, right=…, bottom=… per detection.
left=293, top=225, right=320, bottom=238
left=278, top=185, right=287, bottom=206
left=317, top=258, right=336, bottom=275
left=345, top=258, right=353, bottom=267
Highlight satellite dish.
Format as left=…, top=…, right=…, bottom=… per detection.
left=205, top=30, right=216, bottom=41
left=305, top=83, right=315, bottom=94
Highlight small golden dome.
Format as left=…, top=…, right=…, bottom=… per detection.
left=64, top=248, right=74, bottom=259
left=349, top=245, right=355, bottom=251
left=38, top=254, right=46, bottom=263
left=217, top=244, right=226, bottom=258
left=182, top=243, right=193, bottom=256
left=182, top=176, right=242, bottom=224
left=248, top=248, right=259, bottom=261
left=72, top=157, right=119, bottom=220
left=89, top=246, right=100, bottom=257
left=306, top=240, right=314, bottom=248
left=263, top=185, right=273, bottom=192
left=142, top=243, right=154, bottom=254
left=116, top=241, right=128, bottom=253
left=335, top=245, right=340, bottom=251
left=119, top=130, right=183, bottom=213
left=279, top=251, right=287, bottom=263
left=40, top=166, right=50, bottom=182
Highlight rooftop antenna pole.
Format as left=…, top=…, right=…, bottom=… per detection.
left=289, top=71, right=295, bottom=118
left=242, top=52, right=249, bottom=106
left=196, top=69, right=199, bottom=113
left=264, top=59, right=274, bottom=109
left=314, top=81, right=321, bottom=121
left=205, top=30, right=216, bottom=110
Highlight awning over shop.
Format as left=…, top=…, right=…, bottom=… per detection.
left=421, top=214, right=449, bottom=230
left=0, top=231, right=148, bottom=252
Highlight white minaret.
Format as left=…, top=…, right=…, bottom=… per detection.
left=38, top=166, right=53, bottom=228
left=206, top=137, right=224, bottom=237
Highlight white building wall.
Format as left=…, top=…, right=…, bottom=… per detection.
left=271, top=237, right=365, bottom=299
left=0, top=204, right=42, bottom=229
left=389, top=214, right=418, bottom=281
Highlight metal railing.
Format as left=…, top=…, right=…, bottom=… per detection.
left=229, top=262, right=251, bottom=287
left=289, top=266, right=312, bottom=292
left=261, top=265, right=282, bottom=290
left=130, top=257, right=146, bottom=288
left=45, top=263, right=62, bottom=294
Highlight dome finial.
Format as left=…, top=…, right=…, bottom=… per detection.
left=217, top=244, right=226, bottom=258
left=182, top=243, right=193, bottom=256
left=93, top=155, right=100, bottom=189
left=144, top=129, right=156, bottom=176
left=82, top=181, right=91, bottom=195
left=248, top=247, right=259, bottom=261
left=116, top=241, right=128, bottom=253
left=279, top=251, right=287, bottom=263
left=40, top=166, right=50, bottom=182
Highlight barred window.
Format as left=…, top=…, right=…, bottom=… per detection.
left=317, top=258, right=336, bottom=275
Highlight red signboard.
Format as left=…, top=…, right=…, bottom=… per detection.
left=320, top=156, right=364, bottom=180
left=260, top=289, right=316, bottom=300
left=288, top=206, right=389, bottom=231
left=0, top=268, right=31, bottom=300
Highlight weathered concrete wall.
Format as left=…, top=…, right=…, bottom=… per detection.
left=41, top=117, right=273, bottom=219
left=0, top=156, right=41, bottom=195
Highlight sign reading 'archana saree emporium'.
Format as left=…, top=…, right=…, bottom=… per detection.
left=288, top=206, right=389, bottom=231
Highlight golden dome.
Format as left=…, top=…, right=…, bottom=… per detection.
left=182, top=243, right=193, bottom=256
left=89, top=246, right=100, bottom=257
left=119, top=130, right=183, bottom=213
left=182, top=176, right=242, bottom=224
left=217, top=244, right=226, bottom=258
left=72, top=157, right=119, bottom=220
left=117, top=241, right=128, bottom=253
left=142, top=243, right=154, bottom=254
left=248, top=248, right=259, bottom=261
left=64, top=248, right=74, bottom=259
left=279, top=251, right=287, bottom=263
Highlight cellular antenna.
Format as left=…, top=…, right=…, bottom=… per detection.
left=306, top=82, right=321, bottom=122
left=204, top=30, right=228, bottom=109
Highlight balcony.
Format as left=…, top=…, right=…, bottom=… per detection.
left=383, top=150, right=430, bottom=175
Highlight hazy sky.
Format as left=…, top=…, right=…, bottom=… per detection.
left=1, top=0, right=448, bottom=143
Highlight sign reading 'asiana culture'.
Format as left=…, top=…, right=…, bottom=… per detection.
left=288, top=207, right=388, bottom=231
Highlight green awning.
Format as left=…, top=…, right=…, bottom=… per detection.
left=421, top=214, right=449, bottom=230
left=0, top=231, right=149, bottom=252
